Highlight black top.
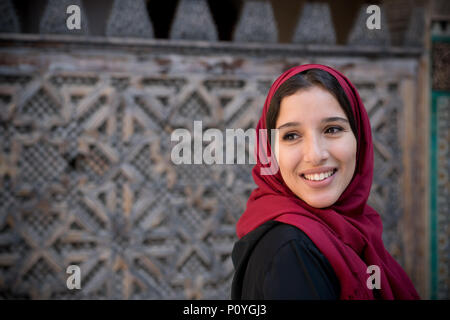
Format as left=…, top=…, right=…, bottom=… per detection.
left=231, top=220, right=340, bottom=300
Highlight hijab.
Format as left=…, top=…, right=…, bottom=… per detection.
left=236, top=64, right=420, bottom=300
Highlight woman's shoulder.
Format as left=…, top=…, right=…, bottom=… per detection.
left=243, top=220, right=340, bottom=299
left=249, top=221, right=326, bottom=269
left=250, top=220, right=317, bottom=252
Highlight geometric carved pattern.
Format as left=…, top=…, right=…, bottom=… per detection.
left=106, top=0, right=154, bottom=38
left=0, top=68, right=270, bottom=299
left=233, top=0, right=278, bottom=43
left=436, top=95, right=449, bottom=299
left=0, top=46, right=421, bottom=299
left=292, top=2, right=336, bottom=44
left=431, top=20, right=450, bottom=298
left=170, top=0, right=218, bottom=41
left=359, top=82, right=404, bottom=260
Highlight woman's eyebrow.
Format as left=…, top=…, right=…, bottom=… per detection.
left=321, top=117, right=349, bottom=124
left=276, top=117, right=348, bottom=130
left=276, top=122, right=300, bottom=130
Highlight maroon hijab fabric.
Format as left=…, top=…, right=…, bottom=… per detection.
left=236, top=64, right=420, bottom=300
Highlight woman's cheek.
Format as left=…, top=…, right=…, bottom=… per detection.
left=343, top=135, right=357, bottom=164
left=331, top=136, right=357, bottom=177
left=278, top=146, right=301, bottom=176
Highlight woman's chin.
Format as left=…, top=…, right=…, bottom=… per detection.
left=298, top=194, right=338, bottom=209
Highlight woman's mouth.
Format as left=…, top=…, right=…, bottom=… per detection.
left=302, top=168, right=337, bottom=181
left=299, top=168, right=337, bottom=188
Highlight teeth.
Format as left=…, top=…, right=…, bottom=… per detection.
left=304, top=170, right=335, bottom=181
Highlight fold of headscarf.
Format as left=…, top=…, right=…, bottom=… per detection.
left=236, top=64, right=420, bottom=300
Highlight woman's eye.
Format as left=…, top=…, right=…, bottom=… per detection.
left=325, top=126, right=343, bottom=134
left=282, top=133, right=299, bottom=141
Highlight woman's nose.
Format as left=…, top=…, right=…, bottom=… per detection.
left=303, top=136, right=328, bottom=164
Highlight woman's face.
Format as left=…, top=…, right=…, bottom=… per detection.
left=274, top=85, right=357, bottom=208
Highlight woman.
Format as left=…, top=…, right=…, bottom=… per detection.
left=231, top=64, right=420, bottom=300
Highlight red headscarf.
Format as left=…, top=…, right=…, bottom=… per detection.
left=236, top=64, right=420, bottom=300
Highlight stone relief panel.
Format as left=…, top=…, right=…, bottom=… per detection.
left=0, top=54, right=418, bottom=299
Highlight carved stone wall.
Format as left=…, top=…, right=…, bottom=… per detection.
left=0, top=39, right=423, bottom=299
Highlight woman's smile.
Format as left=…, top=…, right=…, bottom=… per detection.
left=299, top=167, right=338, bottom=188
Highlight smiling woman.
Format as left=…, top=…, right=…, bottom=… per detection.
left=231, top=64, right=420, bottom=300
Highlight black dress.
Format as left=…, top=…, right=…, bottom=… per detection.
left=231, top=220, right=340, bottom=299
